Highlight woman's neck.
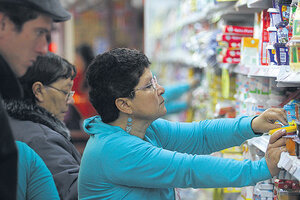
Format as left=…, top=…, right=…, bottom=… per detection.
left=109, top=116, right=152, bottom=140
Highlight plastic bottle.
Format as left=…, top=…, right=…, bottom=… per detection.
left=292, top=0, right=300, bottom=39
left=289, top=0, right=300, bottom=71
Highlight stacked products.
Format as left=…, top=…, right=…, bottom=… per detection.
left=216, top=25, right=254, bottom=64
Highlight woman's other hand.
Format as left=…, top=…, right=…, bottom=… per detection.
left=265, top=129, right=287, bottom=176
left=251, top=108, right=288, bottom=134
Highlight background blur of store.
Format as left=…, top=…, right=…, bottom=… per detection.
left=56, top=0, right=300, bottom=199
left=53, top=0, right=144, bottom=62
left=54, top=0, right=144, bottom=154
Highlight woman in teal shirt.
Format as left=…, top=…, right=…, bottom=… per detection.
left=16, top=141, right=59, bottom=200
left=78, top=48, right=288, bottom=200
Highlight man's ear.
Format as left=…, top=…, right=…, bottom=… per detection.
left=115, top=98, right=133, bottom=115
left=0, top=13, right=7, bottom=32
left=32, top=82, right=45, bottom=102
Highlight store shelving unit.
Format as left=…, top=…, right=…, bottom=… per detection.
left=156, top=51, right=202, bottom=67
left=158, top=12, right=206, bottom=40
left=247, top=0, right=273, bottom=8
left=234, top=64, right=300, bottom=87
left=278, top=152, right=300, bottom=180
left=277, top=67, right=300, bottom=87
left=145, top=1, right=300, bottom=196
left=248, top=136, right=300, bottom=180
left=234, top=65, right=282, bottom=77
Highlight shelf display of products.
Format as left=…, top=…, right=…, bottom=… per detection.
left=145, top=0, right=300, bottom=199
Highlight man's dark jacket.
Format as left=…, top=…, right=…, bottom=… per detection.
left=0, top=54, right=21, bottom=200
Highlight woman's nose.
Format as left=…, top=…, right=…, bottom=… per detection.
left=157, top=84, right=165, bottom=95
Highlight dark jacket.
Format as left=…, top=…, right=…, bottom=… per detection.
left=0, top=55, right=18, bottom=200
left=5, top=100, right=81, bottom=200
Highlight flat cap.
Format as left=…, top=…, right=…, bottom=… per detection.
left=0, top=0, right=71, bottom=22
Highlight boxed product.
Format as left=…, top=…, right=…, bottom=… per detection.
left=261, top=10, right=271, bottom=65
left=223, top=25, right=254, bottom=36
left=274, top=43, right=289, bottom=65
left=268, top=8, right=282, bottom=27
left=240, top=37, right=260, bottom=66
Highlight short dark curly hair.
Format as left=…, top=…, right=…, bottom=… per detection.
left=20, top=52, right=77, bottom=104
left=87, top=48, right=151, bottom=123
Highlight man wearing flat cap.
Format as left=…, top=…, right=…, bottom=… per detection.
left=0, top=0, right=71, bottom=199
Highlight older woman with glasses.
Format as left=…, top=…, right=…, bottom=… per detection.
left=78, top=48, right=288, bottom=200
left=5, top=53, right=81, bottom=200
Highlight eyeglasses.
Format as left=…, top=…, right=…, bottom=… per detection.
left=130, top=76, right=158, bottom=96
left=46, top=85, right=75, bottom=102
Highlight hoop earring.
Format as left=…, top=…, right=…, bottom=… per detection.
left=125, top=117, right=132, bottom=133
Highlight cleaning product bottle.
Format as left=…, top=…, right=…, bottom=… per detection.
left=289, top=0, right=300, bottom=71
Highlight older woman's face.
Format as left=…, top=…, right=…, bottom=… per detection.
left=39, top=78, right=74, bottom=121
left=130, top=68, right=166, bottom=120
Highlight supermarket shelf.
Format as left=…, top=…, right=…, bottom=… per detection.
left=209, top=0, right=269, bottom=24
left=156, top=1, right=262, bottom=39
left=235, top=4, right=264, bottom=14
left=159, top=12, right=206, bottom=39
left=234, top=64, right=281, bottom=77
left=278, top=152, right=300, bottom=181
left=248, top=136, right=300, bottom=181
left=248, top=65, right=281, bottom=77
left=247, top=0, right=272, bottom=9
left=156, top=51, right=202, bottom=67
left=158, top=2, right=234, bottom=39
left=235, top=0, right=248, bottom=9
left=276, top=66, right=300, bottom=87
left=209, top=3, right=255, bottom=24
left=233, top=64, right=250, bottom=75
left=234, top=65, right=300, bottom=86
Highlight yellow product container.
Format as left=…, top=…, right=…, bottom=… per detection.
left=223, top=188, right=241, bottom=193
left=287, top=39, right=300, bottom=72
left=268, top=121, right=297, bottom=135
left=220, top=146, right=242, bottom=154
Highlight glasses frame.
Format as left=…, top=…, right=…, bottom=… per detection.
left=46, top=85, right=75, bottom=102
left=130, top=75, right=158, bottom=97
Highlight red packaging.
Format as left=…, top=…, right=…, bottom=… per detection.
left=218, top=41, right=241, bottom=50
left=284, top=180, right=293, bottom=189
left=228, top=41, right=241, bottom=49
left=291, top=181, right=300, bottom=190
left=224, top=49, right=240, bottom=58
left=223, top=25, right=254, bottom=36
left=261, top=9, right=270, bottom=65
left=217, top=34, right=243, bottom=42
left=222, top=56, right=240, bottom=64
left=274, top=179, right=285, bottom=189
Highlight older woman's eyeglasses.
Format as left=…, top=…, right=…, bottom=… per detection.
left=130, top=76, right=158, bottom=97
left=46, top=85, right=75, bottom=102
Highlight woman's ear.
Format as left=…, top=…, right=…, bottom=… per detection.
left=32, top=82, right=44, bottom=102
left=115, top=98, right=133, bottom=115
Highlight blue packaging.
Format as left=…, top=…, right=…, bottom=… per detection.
left=274, top=43, right=289, bottom=65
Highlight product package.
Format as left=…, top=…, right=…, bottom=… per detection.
left=274, top=42, right=289, bottom=65
left=240, top=37, right=260, bottom=66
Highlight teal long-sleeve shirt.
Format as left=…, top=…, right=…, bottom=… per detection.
left=78, top=116, right=271, bottom=200
left=16, top=141, right=59, bottom=200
